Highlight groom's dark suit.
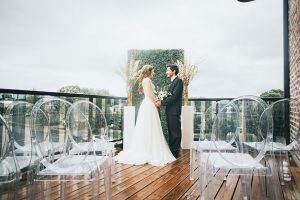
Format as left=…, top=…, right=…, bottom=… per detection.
left=162, top=76, right=183, bottom=157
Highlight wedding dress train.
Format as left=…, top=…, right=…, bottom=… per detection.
left=115, top=78, right=175, bottom=166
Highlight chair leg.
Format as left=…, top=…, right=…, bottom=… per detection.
left=276, top=151, right=291, bottom=185
left=103, top=165, right=112, bottom=200
left=110, top=153, right=116, bottom=183
left=41, top=181, right=51, bottom=200
left=240, top=175, right=251, bottom=200
left=190, top=148, right=195, bottom=180
left=60, top=181, right=66, bottom=199
left=199, top=162, right=210, bottom=200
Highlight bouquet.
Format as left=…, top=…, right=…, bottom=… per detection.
left=154, top=86, right=171, bottom=101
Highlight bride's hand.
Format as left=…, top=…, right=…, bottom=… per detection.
left=155, top=100, right=161, bottom=108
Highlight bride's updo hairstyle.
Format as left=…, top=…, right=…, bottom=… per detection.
left=138, top=64, right=154, bottom=94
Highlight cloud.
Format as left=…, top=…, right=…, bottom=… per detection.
left=0, top=0, right=283, bottom=97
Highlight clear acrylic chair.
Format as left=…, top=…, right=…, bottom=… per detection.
left=245, top=98, right=300, bottom=186
left=4, top=101, right=38, bottom=199
left=67, top=100, right=115, bottom=183
left=189, top=100, right=237, bottom=199
left=269, top=98, right=300, bottom=185
left=0, top=114, right=20, bottom=200
left=190, top=100, right=231, bottom=180
left=31, top=97, right=111, bottom=199
left=5, top=101, right=34, bottom=161
left=30, top=96, right=72, bottom=199
left=200, top=96, right=277, bottom=200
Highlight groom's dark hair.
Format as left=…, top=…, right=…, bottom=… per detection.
left=167, top=64, right=179, bottom=75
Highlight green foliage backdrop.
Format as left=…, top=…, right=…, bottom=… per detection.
left=129, top=49, right=184, bottom=142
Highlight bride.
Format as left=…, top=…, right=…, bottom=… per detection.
left=115, top=65, right=176, bottom=166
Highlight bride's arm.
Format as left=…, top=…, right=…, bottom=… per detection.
left=143, top=78, right=158, bottom=104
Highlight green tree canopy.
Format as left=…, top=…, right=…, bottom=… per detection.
left=58, top=85, right=110, bottom=96
left=260, top=89, right=283, bottom=98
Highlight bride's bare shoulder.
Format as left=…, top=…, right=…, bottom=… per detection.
left=142, top=77, right=151, bottom=84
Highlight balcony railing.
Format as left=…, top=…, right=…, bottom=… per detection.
left=0, top=88, right=283, bottom=142
left=0, top=88, right=127, bottom=142
left=188, top=97, right=283, bottom=140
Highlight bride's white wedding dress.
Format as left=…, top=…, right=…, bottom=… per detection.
left=115, top=78, right=176, bottom=166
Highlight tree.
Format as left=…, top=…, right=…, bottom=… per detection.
left=260, top=89, right=283, bottom=98
left=80, top=87, right=110, bottom=96
left=58, top=85, right=110, bottom=96
left=59, top=85, right=82, bottom=94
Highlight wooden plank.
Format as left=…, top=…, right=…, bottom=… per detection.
left=67, top=151, right=189, bottom=198
left=199, top=169, right=229, bottom=200
left=282, top=170, right=300, bottom=200
left=215, top=170, right=239, bottom=200
left=266, top=155, right=285, bottom=200
left=13, top=150, right=300, bottom=200
left=144, top=165, right=190, bottom=200
left=290, top=166, right=300, bottom=192
left=49, top=164, right=140, bottom=199
left=161, top=166, right=195, bottom=200
left=232, top=177, right=243, bottom=200
left=77, top=165, right=154, bottom=199
left=179, top=167, right=200, bottom=200
left=53, top=164, right=139, bottom=199
left=184, top=168, right=222, bottom=200
left=126, top=152, right=190, bottom=200
left=251, top=175, right=266, bottom=200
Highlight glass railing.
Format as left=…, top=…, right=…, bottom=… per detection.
left=188, top=97, right=283, bottom=140
left=0, top=88, right=127, bottom=142
left=1, top=88, right=283, bottom=142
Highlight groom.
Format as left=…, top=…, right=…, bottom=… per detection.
left=159, top=64, right=183, bottom=158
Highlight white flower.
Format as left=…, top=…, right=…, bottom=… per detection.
left=154, top=86, right=171, bottom=100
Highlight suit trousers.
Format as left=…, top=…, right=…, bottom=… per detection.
left=166, top=113, right=182, bottom=156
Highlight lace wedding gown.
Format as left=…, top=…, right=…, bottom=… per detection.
left=115, top=78, right=176, bottom=166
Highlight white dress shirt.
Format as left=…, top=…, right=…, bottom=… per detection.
left=171, top=75, right=177, bottom=82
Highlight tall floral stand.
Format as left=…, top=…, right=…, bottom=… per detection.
left=123, top=106, right=135, bottom=150
left=181, top=105, right=194, bottom=149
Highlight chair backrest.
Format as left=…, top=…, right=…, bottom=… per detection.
left=66, top=100, right=108, bottom=155
left=4, top=101, right=33, bottom=154
left=264, top=98, right=300, bottom=150
left=199, top=100, right=229, bottom=141
left=0, top=114, right=19, bottom=199
left=30, top=96, right=72, bottom=162
left=0, top=115, right=12, bottom=161
left=212, top=95, right=272, bottom=167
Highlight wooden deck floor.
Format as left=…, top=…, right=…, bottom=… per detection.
left=14, top=150, right=300, bottom=199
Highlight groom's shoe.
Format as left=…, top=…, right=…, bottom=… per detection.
left=173, top=151, right=179, bottom=158
left=173, top=150, right=182, bottom=158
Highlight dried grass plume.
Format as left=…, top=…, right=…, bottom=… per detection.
left=116, top=59, right=141, bottom=106
left=176, top=59, right=199, bottom=105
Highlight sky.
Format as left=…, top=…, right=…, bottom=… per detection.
left=0, top=0, right=283, bottom=98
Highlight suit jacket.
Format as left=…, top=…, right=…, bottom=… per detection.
left=162, top=76, right=183, bottom=115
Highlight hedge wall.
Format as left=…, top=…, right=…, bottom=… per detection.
left=128, top=49, right=184, bottom=142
